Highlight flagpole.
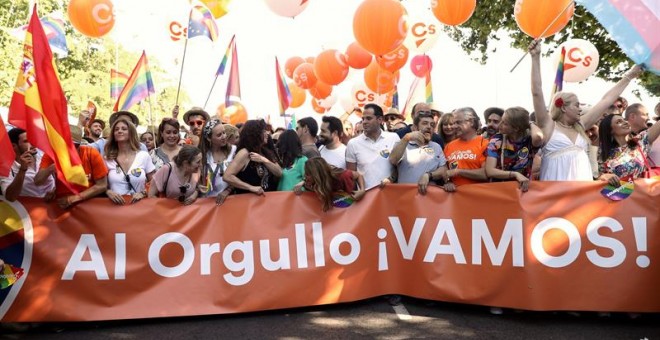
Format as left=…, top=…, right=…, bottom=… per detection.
left=175, top=10, right=192, bottom=106
left=509, top=0, right=575, bottom=73
left=203, top=73, right=220, bottom=110
left=146, top=92, right=157, bottom=148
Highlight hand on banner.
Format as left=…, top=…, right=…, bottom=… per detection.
left=418, top=172, right=431, bottom=195
left=215, top=189, right=231, bottom=206
left=107, top=190, right=126, bottom=205
left=443, top=182, right=456, bottom=192
left=249, top=186, right=265, bottom=196
left=512, top=172, right=530, bottom=192
left=57, top=195, right=79, bottom=209
left=352, top=189, right=365, bottom=201
left=380, top=177, right=392, bottom=188
left=293, top=182, right=305, bottom=195
left=130, top=191, right=147, bottom=204
left=43, top=189, right=56, bottom=202
left=599, top=173, right=621, bottom=188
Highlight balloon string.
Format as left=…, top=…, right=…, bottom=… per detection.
left=509, top=0, right=575, bottom=73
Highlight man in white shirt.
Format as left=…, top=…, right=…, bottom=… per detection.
left=346, top=104, right=400, bottom=189
left=389, top=111, right=447, bottom=194
left=318, top=116, right=347, bottom=169
left=0, top=128, right=55, bottom=201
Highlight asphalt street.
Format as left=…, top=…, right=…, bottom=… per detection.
left=3, top=297, right=658, bottom=339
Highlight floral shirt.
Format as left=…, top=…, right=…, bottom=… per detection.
left=598, top=131, right=650, bottom=180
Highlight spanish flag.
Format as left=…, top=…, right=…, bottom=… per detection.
left=8, top=6, right=87, bottom=190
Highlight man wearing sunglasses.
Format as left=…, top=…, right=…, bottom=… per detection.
left=172, top=105, right=211, bottom=147
left=395, top=102, right=445, bottom=149
left=383, top=107, right=406, bottom=132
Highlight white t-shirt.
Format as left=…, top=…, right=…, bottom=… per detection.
left=319, top=144, right=347, bottom=169
left=203, top=145, right=237, bottom=197
left=346, top=131, right=400, bottom=189
left=105, top=151, right=155, bottom=195
left=396, top=141, right=446, bottom=184
left=0, top=152, right=55, bottom=198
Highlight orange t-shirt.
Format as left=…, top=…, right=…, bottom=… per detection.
left=443, top=136, right=488, bottom=186
left=40, top=145, right=108, bottom=197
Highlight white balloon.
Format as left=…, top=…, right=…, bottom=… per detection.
left=553, top=39, right=600, bottom=83
left=317, top=92, right=337, bottom=109
left=263, top=0, right=310, bottom=18
left=403, top=8, right=441, bottom=53
left=350, top=82, right=391, bottom=108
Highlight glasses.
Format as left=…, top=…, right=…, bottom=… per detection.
left=189, top=120, right=205, bottom=127
left=178, top=185, right=188, bottom=202
left=385, top=115, right=400, bottom=121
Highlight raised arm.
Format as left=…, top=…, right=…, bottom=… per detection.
left=580, top=65, right=644, bottom=129
left=530, top=41, right=551, bottom=132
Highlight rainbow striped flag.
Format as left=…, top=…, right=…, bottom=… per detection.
left=188, top=4, right=219, bottom=41
left=275, top=57, right=292, bottom=116
left=13, top=15, right=68, bottom=58
left=425, top=73, right=433, bottom=103
left=110, top=69, right=129, bottom=99
left=113, top=51, right=155, bottom=112
left=225, top=40, right=241, bottom=107
left=216, top=35, right=235, bottom=76
left=9, top=6, right=88, bottom=191
left=0, top=263, right=24, bottom=289
left=551, top=46, right=566, bottom=98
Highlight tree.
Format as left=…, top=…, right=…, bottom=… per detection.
left=0, top=0, right=189, bottom=126
left=443, top=1, right=659, bottom=97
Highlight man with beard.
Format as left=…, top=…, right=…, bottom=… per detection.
left=1, top=128, right=55, bottom=201
left=296, top=117, right=321, bottom=159
left=443, top=108, right=488, bottom=187
left=482, top=107, right=504, bottom=139
left=396, top=102, right=445, bottom=148
left=346, top=103, right=400, bottom=189
left=318, top=116, right=347, bottom=169
left=88, top=119, right=105, bottom=142
left=389, top=111, right=448, bottom=194
left=172, top=105, right=211, bottom=147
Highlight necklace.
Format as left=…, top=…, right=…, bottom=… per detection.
left=556, top=121, right=574, bottom=129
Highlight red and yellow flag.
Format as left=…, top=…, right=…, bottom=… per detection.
left=0, top=115, right=16, bottom=177
left=8, top=6, right=87, bottom=190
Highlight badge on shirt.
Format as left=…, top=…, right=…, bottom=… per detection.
left=379, top=149, right=391, bottom=158
left=518, top=147, right=530, bottom=160
left=600, top=180, right=634, bottom=201
left=422, top=146, right=435, bottom=154
left=131, top=168, right=143, bottom=177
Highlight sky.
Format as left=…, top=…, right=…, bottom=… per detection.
left=76, top=0, right=660, bottom=127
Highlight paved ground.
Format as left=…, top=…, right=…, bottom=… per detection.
left=3, top=297, right=659, bottom=339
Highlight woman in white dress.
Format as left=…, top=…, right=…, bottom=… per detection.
left=530, top=41, right=643, bottom=181
left=198, top=119, right=237, bottom=205
left=104, top=119, right=155, bottom=204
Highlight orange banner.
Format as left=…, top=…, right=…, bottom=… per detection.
left=1, top=181, right=659, bottom=322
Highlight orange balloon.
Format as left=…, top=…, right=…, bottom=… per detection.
left=353, top=0, right=408, bottom=56
left=364, top=60, right=398, bottom=94
left=293, top=63, right=317, bottom=90
left=376, top=44, right=409, bottom=73
left=345, top=42, right=373, bottom=69
left=309, top=81, right=332, bottom=100
left=312, top=99, right=328, bottom=114
left=514, top=0, right=574, bottom=38
left=288, top=82, right=306, bottom=108
left=68, top=0, right=115, bottom=38
left=431, top=0, right=476, bottom=26
left=217, top=102, right=248, bottom=125
left=285, top=56, right=305, bottom=79
left=314, top=50, right=349, bottom=86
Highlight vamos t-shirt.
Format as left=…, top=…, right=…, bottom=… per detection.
left=444, top=136, right=487, bottom=186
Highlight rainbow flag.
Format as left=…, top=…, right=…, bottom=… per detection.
left=225, top=40, right=241, bottom=107
left=551, top=46, right=566, bottom=98
left=0, top=115, right=15, bottom=177
left=110, top=69, right=129, bottom=99
left=188, top=4, right=219, bottom=41
left=425, top=73, right=433, bottom=103
left=113, top=51, right=155, bottom=112
left=216, top=35, right=235, bottom=76
left=275, top=57, right=292, bottom=116
left=13, top=15, right=68, bottom=58
left=9, top=5, right=88, bottom=191
left=285, top=113, right=297, bottom=130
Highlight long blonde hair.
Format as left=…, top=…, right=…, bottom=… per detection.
left=304, top=157, right=344, bottom=212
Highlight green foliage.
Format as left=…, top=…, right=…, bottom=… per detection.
left=0, top=0, right=187, bottom=127
left=444, top=2, right=659, bottom=97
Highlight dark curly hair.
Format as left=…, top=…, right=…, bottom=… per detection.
left=236, top=120, right=278, bottom=162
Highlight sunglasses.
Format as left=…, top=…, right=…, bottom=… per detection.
left=189, top=120, right=205, bottom=127
left=384, top=115, right=400, bottom=121
left=178, top=185, right=188, bottom=202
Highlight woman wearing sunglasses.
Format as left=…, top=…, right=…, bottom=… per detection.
left=148, top=145, right=202, bottom=205
left=104, top=119, right=156, bottom=205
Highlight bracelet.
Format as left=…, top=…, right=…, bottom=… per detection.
left=623, top=74, right=633, bottom=81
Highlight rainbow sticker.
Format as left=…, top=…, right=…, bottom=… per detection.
left=332, top=192, right=355, bottom=208
left=0, top=264, right=23, bottom=289
left=601, top=180, right=634, bottom=201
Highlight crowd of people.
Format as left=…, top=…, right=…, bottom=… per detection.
left=2, top=46, right=659, bottom=212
